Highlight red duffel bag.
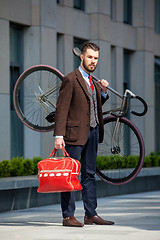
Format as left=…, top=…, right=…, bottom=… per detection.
left=37, top=147, right=82, bottom=193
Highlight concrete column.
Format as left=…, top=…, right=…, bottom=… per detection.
left=97, top=41, right=111, bottom=81
left=23, top=26, right=41, bottom=159
left=86, top=0, right=110, bottom=15
left=130, top=51, right=155, bottom=155
left=115, top=47, right=124, bottom=94
left=40, top=0, right=56, bottom=28
left=24, top=26, right=41, bottom=68
left=144, top=52, right=155, bottom=155
left=63, top=0, right=73, bottom=8
left=0, top=19, right=10, bottom=160
left=41, top=26, right=57, bottom=158
left=89, top=12, right=111, bottom=43
left=144, top=0, right=154, bottom=28
left=132, top=0, right=144, bottom=27
left=63, top=34, right=74, bottom=74
left=115, top=0, right=123, bottom=22
left=23, top=0, right=58, bottom=159
left=23, top=24, right=58, bottom=158
left=93, top=41, right=111, bottom=113
left=112, top=47, right=123, bottom=113
left=41, top=27, right=57, bottom=66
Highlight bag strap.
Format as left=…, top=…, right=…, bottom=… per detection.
left=50, top=146, right=69, bottom=157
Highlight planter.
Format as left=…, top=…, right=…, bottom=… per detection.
left=0, top=167, right=160, bottom=212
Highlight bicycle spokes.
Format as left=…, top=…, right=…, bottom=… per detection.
left=97, top=116, right=145, bottom=185
left=13, top=65, right=63, bottom=131
left=111, top=118, right=122, bottom=154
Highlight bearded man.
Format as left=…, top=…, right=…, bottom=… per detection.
left=54, top=42, right=114, bottom=227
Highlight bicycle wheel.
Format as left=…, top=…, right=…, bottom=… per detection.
left=96, top=116, right=145, bottom=185
left=13, top=65, right=64, bottom=132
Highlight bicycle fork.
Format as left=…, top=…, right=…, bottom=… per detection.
left=110, top=89, right=136, bottom=155
left=111, top=96, right=126, bottom=154
left=111, top=118, right=122, bottom=154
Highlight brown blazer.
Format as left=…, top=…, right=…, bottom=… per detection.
left=54, top=68, right=109, bottom=145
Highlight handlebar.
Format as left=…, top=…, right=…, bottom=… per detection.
left=92, top=74, right=148, bottom=118
left=111, top=95, right=148, bottom=118
left=131, top=96, right=148, bottom=116
left=72, top=47, right=148, bottom=118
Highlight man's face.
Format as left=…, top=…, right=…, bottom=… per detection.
left=80, top=48, right=99, bottom=73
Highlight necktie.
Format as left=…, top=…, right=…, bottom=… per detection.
left=88, top=75, right=94, bottom=91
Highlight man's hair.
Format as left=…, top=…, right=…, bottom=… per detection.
left=81, top=42, right=100, bottom=54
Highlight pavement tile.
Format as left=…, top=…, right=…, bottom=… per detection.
left=0, top=191, right=160, bottom=240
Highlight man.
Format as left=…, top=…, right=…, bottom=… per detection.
left=54, top=42, right=114, bottom=227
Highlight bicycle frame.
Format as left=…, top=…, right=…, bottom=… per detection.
left=37, top=82, right=62, bottom=114
left=101, top=87, right=136, bottom=154
left=35, top=61, right=147, bottom=151
left=37, top=71, right=147, bottom=118
left=37, top=73, right=144, bottom=153
left=13, top=63, right=148, bottom=184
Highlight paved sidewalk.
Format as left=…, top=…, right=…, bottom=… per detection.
left=0, top=191, right=160, bottom=240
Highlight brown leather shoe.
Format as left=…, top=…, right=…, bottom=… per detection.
left=63, top=216, right=84, bottom=227
left=84, top=215, right=114, bottom=225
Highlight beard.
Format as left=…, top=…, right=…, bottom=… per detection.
left=82, top=59, right=97, bottom=73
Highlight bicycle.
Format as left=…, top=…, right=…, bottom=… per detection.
left=13, top=48, right=148, bottom=185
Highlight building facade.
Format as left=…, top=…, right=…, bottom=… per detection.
left=0, top=0, right=160, bottom=160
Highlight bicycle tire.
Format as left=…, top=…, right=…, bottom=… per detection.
left=96, top=116, right=145, bottom=185
left=13, top=65, right=64, bottom=132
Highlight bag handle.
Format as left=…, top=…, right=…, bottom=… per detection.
left=50, top=146, right=69, bottom=157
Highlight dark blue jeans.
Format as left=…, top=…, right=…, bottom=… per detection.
left=61, top=126, right=99, bottom=218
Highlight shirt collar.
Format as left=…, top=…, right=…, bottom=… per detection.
left=79, top=66, right=89, bottom=79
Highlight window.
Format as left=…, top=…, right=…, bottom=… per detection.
left=123, top=50, right=131, bottom=155
left=123, top=0, right=132, bottom=25
left=57, top=33, right=64, bottom=74
left=155, top=57, right=160, bottom=152
left=124, top=50, right=131, bottom=91
left=110, top=0, right=116, bottom=20
left=73, top=38, right=87, bottom=69
left=10, top=24, right=24, bottom=158
left=57, top=0, right=64, bottom=5
left=74, top=0, right=85, bottom=11
left=155, top=0, right=160, bottom=34
left=111, top=46, right=116, bottom=106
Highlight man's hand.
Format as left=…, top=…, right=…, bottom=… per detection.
left=55, top=138, right=65, bottom=149
left=97, top=79, right=109, bottom=94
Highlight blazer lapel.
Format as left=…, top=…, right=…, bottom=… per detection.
left=75, top=68, right=102, bottom=103
left=75, top=68, right=90, bottom=99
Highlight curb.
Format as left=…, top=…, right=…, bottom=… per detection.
left=0, top=167, right=160, bottom=212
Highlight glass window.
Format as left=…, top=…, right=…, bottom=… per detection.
left=57, top=0, right=64, bottom=5
left=111, top=0, right=116, bottom=20
left=123, top=0, right=132, bottom=25
left=74, top=0, right=85, bottom=11
left=155, top=0, right=160, bottom=34
left=73, top=38, right=87, bottom=69
left=123, top=50, right=131, bottom=154
left=155, top=57, right=160, bottom=152
left=124, top=50, right=131, bottom=91
left=10, top=24, right=24, bottom=158
left=57, top=33, right=64, bottom=74
left=111, top=46, right=116, bottom=108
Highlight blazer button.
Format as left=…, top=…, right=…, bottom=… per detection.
left=87, top=112, right=90, bottom=115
